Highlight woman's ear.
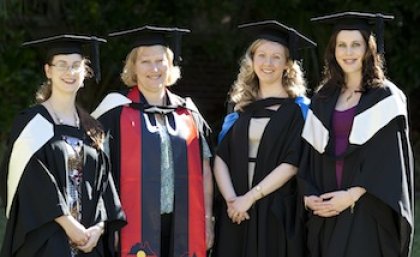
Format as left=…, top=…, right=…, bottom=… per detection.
left=44, top=63, right=52, bottom=79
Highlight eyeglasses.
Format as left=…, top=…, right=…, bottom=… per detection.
left=50, top=62, right=84, bottom=73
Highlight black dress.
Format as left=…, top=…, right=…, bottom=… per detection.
left=0, top=105, right=126, bottom=257
left=298, top=80, right=414, bottom=257
left=213, top=97, right=306, bottom=257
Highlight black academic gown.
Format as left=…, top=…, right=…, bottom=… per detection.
left=298, top=80, right=414, bottom=257
left=0, top=105, right=126, bottom=257
left=213, top=98, right=306, bottom=257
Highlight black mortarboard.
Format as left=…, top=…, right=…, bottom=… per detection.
left=108, top=25, right=190, bottom=65
left=238, top=20, right=317, bottom=60
left=22, top=34, right=107, bottom=83
left=311, top=12, right=394, bottom=54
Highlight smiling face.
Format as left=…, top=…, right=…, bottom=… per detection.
left=252, top=40, right=288, bottom=87
left=335, top=30, right=367, bottom=76
left=45, top=53, right=85, bottom=96
left=134, top=45, right=169, bottom=94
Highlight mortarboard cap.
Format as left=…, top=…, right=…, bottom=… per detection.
left=238, top=20, right=317, bottom=60
left=108, top=25, right=190, bottom=66
left=311, top=12, right=394, bottom=54
left=22, top=35, right=107, bottom=83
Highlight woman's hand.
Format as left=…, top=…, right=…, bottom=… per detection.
left=55, top=215, right=90, bottom=246
left=68, top=223, right=89, bottom=246
left=304, top=195, right=326, bottom=212
left=227, top=195, right=252, bottom=224
left=77, top=223, right=104, bottom=253
left=313, top=191, right=354, bottom=217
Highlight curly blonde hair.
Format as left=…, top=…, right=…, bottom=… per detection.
left=230, top=39, right=307, bottom=111
left=121, top=45, right=181, bottom=87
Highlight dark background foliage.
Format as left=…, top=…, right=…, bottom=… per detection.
left=1, top=0, right=419, bottom=252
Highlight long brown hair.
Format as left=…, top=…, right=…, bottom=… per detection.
left=77, top=107, right=106, bottom=150
left=317, top=30, right=385, bottom=95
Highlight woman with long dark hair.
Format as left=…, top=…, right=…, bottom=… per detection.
left=299, top=12, right=414, bottom=257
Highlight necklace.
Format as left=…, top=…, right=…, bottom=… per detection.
left=344, top=89, right=364, bottom=102
left=48, top=101, right=80, bottom=128
left=346, top=91, right=355, bottom=102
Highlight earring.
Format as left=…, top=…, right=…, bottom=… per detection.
left=46, top=78, right=52, bottom=86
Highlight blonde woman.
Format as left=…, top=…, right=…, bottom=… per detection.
left=213, top=21, right=315, bottom=257
left=92, top=26, right=213, bottom=257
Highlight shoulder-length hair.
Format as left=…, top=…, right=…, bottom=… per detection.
left=317, top=30, right=385, bottom=95
left=229, top=39, right=307, bottom=111
left=121, top=45, right=181, bottom=87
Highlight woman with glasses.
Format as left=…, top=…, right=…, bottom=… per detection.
left=0, top=35, right=126, bottom=257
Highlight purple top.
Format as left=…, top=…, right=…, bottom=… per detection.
left=332, top=106, right=356, bottom=188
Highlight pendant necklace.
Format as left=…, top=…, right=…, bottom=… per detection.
left=345, top=89, right=365, bottom=102
left=346, top=91, right=354, bottom=102
left=48, top=101, right=80, bottom=128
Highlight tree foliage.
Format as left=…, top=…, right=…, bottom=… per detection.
left=1, top=0, right=420, bottom=250
left=0, top=0, right=419, bottom=176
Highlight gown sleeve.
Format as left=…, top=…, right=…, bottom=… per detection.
left=351, top=116, right=414, bottom=255
left=0, top=110, right=70, bottom=255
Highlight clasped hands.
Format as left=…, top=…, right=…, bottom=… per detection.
left=226, top=193, right=254, bottom=224
left=305, top=190, right=355, bottom=217
left=67, top=222, right=103, bottom=253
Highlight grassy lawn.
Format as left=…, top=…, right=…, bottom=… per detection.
left=0, top=204, right=419, bottom=252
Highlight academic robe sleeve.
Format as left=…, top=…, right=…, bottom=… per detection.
left=0, top=110, right=69, bottom=256
left=1, top=110, right=40, bottom=206
left=351, top=116, right=414, bottom=255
